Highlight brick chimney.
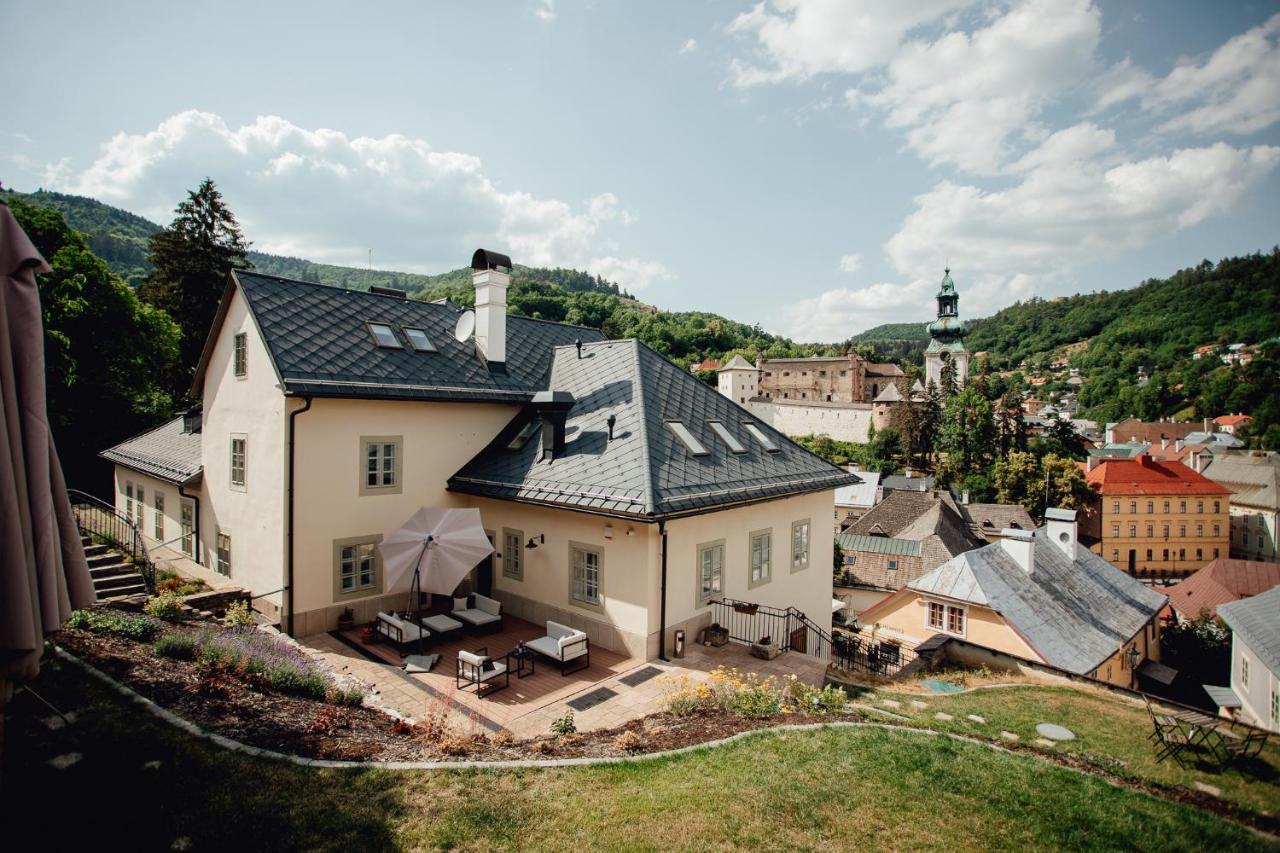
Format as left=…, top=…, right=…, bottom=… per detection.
left=472, top=249, right=511, bottom=369
left=997, top=528, right=1036, bottom=574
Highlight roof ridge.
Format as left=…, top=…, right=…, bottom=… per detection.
left=107, top=413, right=188, bottom=447
left=233, top=268, right=420, bottom=302
left=629, top=340, right=658, bottom=516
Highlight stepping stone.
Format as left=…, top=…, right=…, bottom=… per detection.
left=881, top=699, right=901, bottom=709
left=1000, top=731, right=1020, bottom=741
left=47, top=752, right=82, bottom=770
left=1034, top=737, right=1057, bottom=748
left=1193, top=782, right=1221, bottom=798
left=1035, top=723, right=1076, bottom=741
left=967, top=714, right=986, bottom=724
left=144, top=760, right=162, bottom=770
left=934, top=712, right=954, bottom=721
left=909, top=700, right=928, bottom=709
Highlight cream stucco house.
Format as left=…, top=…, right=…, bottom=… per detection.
left=102, top=251, right=857, bottom=660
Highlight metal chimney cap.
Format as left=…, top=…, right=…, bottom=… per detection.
left=531, top=390, right=575, bottom=406
left=1045, top=508, right=1077, bottom=521
left=471, top=249, right=513, bottom=272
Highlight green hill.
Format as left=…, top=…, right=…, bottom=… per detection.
left=848, top=321, right=930, bottom=343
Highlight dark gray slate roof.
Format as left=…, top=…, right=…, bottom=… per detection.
left=209, top=270, right=604, bottom=402
left=909, top=532, right=1168, bottom=675
left=881, top=475, right=935, bottom=493
left=449, top=339, right=859, bottom=518
left=1219, top=585, right=1280, bottom=676
left=100, top=416, right=203, bottom=484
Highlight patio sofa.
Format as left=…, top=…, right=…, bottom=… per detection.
left=452, top=593, right=503, bottom=633
left=525, top=620, right=590, bottom=675
left=376, top=611, right=430, bottom=650
left=455, top=647, right=509, bottom=695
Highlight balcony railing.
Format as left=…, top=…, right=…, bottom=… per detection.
left=68, top=488, right=156, bottom=595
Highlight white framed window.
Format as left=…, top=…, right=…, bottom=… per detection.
left=216, top=531, right=231, bottom=576
left=153, top=492, right=165, bottom=541
left=401, top=326, right=436, bottom=352
left=180, top=501, right=194, bottom=557
left=233, top=332, right=247, bottom=378
left=570, top=542, right=602, bottom=609
left=125, top=481, right=134, bottom=523
left=135, top=486, right=144, bottom=524
left=697, top=540, right=724, bottom=605
left=1111, top=500, right=1120, bottom=514
left=1242, top=656, right=1250, bottom=688
left=791, top=519, right=810, bottom=571
left=927, top=601, right=945, bottom=630
left=230, top=435, right=246, bottom=488
left=926, top=600, right=966, bottom=636
left=359, top=436, right=402, bottom=495
left=338, top=541, right=378, bottom=595
left=749, top=529, right=772, bottom=588
left=502, top=528, right=523, bottom=580
left=366, top=321, right=402, bottom=349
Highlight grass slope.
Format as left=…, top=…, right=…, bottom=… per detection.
left=2, top=658, right=1270, bottom=852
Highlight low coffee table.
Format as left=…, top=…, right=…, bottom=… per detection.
left=421, top=613, right=464, bottom=640
left=509, top=646, right=536, bottom=679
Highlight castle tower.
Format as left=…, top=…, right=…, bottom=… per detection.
left=717, top=354, right=762, bottom=405
left=923, top=268, right=969, bottom=392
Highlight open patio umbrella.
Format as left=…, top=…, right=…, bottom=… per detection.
left=379, top=507, right=494, bottom=621
left=0, top=200, right=95, bottom=730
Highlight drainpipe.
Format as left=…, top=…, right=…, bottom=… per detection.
left=287, top=397, right=314, bottom=636
left=178, top=482, right=201, bottom=565
left=658, top=518, right=669, bottom=661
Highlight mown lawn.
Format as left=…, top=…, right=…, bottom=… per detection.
left=859, top=682, right=1280, bottom=819
left=1, top=659, right=1274, bottom=852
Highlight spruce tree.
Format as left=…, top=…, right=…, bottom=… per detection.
left=140, top=178, right=250, bottom=400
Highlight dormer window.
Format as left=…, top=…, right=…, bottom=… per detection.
left=507, top=420, right=540, bottom=450
left=367, top=322, right=402, bottom=349
left=666, top=420, right=710, bottom=457
left=707, top=420, right=747, bottom=454
left=742, top=422, right=780, bottom=453
left=402, top=327, right=436, bottom=352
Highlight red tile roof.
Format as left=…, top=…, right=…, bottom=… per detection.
left=1086, top=454, right=1231, bottom=496
left=1214, top=414, right=1252, bottom=427
left=1166, top=559, right=1280, bottom=620
left=1110, top=419, right=1201, bottom=444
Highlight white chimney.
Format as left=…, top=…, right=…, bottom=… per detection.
left=472, top=249, right=511, bottom=368
left=997, top=528, right=1036, bottom=573
left=1044, top=507, right=1077, bottom=559
left=961, top=490, right=970, bottom=505
left=1175, top=439, right=1184, bottom=452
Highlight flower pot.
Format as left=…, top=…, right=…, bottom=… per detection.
left=706, top=627, right=730, bottom=647
left=750, top=642, right=780, bottom=661
left=360, top=626, right=377, bottom=645
left=732, top=603, right=758, bottom=616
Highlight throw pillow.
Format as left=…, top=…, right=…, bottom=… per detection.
left=453, top=597, right=468, bottom=611
left=481, top=658, right=495, bottom=672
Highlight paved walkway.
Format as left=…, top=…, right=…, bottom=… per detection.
left=301, top=627, right=828, bottom=739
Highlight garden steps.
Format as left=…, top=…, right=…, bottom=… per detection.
left=82, top=541, right=148, bottom=601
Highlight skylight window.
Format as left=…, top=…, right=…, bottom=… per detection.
left=367, top=322, right=402, bottom=349
left=401, top=326, right=436, bottom=352
left=742, top=422, right=780, bottom=453
left=666, top=420, right=710, bottom=457
left=508, top=420, right=541, bottom=450
left=707, top=420, right=747, bottom=454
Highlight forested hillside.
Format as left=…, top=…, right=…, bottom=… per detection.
left=848, top=321, right=930, bottom=343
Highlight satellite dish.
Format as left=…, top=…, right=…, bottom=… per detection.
left=454, top=309, right=476, bottom=342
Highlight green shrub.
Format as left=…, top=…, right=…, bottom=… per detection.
left=265, top=663, right=328, bottom=700
left=728, top=684, right=781, bottom=719
left=153, top=633, right=196, bottom=660
left=65, top=609, right=162, bottom=641
left=550, top=710, right=577, bottom=736
left=814, top=684, right=848, bottom=714
left=328, top=686, right=367, bottom=707
left=198, top=641, right=244, bottom=671
left=143, top=593, right=185, bottom=621
left=221, top=600, right=255, bottom=628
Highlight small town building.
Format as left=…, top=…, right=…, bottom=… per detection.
left=1214, top=413, right=1253, bottom=436
left=923, top=268, right=969, bottom=391
left=1198, top=450, right=1279, bottom=563
left=833, top=466, right=881, bottom=532
left=857, top=509, right=1168, bottom=689
left=1210, top=585, right=1280, bottom=732
left=1164, top=558, right=1280, bottom=623
left=1083, top=453, right=1231, bottom=576
left=716, top=354, right=760, bottom=404
left=756, top=354, right=905, bottom=404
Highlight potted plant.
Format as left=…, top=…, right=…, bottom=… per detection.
left=750, top=634, right=780, bottom=660
left=732, top=601, right=759, bottom=616
left=337, top=607, right=355, bottom=631
left=706, top=622, right=729, bottom=647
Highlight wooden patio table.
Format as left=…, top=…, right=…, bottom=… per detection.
left=1167, top=707, right=1239, bottom=762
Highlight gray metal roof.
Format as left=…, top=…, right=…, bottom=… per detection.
left=100, top=416, right=203, bottom=484
left=836, top=533, right=921, bottom=557
left=448, top=339, right=859, bottom=518
left=880, top=474, right=935, bottom=493
left=1219, top=585, right=1280, bottom=676
left=206, top=270, right=604, bottom=403
left=908, top=532, right=1168, bottom=674
left=1201, top=451, right=1280, bottom=511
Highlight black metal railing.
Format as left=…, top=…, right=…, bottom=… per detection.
left=830, top=629, right=917, bottom=679
left=68, top=488, right=156, bottom=595
left=709, top=598, right=834, bottom=661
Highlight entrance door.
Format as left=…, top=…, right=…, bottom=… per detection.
left=1128, top=549, right=1136, bottom=574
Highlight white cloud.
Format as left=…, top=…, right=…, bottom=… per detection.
left=534, top=0, right=556, bottom=22
left=48, top=111, right=666, bottom=287
left=780, top=278, right=934, bottom=341
left=587, top=256, right=672, bottom=291
left=679, top=38, right=698, bottom=55
left=727, top=0, right=973, bottom=86
left=885, top=138, right=1280, bottom=301
left=838, top=253, right=862, bottom=273
left=1091, top=57, right=1155, bottom=114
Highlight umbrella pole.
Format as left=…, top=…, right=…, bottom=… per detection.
left=406, top=538, right=430, bottom=656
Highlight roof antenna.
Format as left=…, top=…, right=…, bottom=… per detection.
left=575, top=339, right=583, bottom=359
left=607, top=414, right=616, bottom=440
left=368, top=249, right=372, bottom=271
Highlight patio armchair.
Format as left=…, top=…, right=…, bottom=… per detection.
left=525, top=620, right=590, bottom=675
left=1219, top=729, right=1269, bottom=767
left=455, top=647, right=509, bottom=695
left=452, top=593, right=503, bottom=633
left=1152, top=714, right=1193, bottom=766
left=376, top=611, right=431, bottom=651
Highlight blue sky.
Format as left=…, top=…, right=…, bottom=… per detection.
left=3, top=0, right=1278, bottom=340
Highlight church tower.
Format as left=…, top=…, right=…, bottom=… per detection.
left=923, top=268, right=969, bottom=393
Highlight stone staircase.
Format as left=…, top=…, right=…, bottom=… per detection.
left=83, top=535, right=147, bottom=600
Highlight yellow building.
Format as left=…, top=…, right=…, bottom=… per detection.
left=1084, top=454, right=1231, bottom=576
left=857, top=510, right=1167, bottom=689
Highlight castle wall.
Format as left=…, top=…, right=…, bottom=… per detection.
left=743, top=399, right=875, bottom=443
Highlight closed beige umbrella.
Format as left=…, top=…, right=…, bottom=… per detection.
left=0, top=200, right=95, bottom=710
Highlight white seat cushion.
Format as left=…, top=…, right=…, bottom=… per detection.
left=377, top=612, right=429, bottom=642
left=421, top=613, right=463, bottom=632
left=524, top=636, right=561, bottom=659
left=454, top=608, right=501, bottom=626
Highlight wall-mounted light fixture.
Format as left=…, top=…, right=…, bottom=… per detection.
left=526, top=534, right=545, bottom=550
left=604, top=523, right=614, bottom=540
left=626, top=526, right=635, bottom=537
